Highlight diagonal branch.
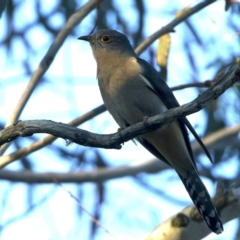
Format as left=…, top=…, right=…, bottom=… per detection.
left=135, top=0, right=217, bottom=55
left=0, top=0, right=104, bottom=156
left=145, top=185, right=240, bottom=240
left=5, top=0, right=103, bottom=127
left=0, top=62, right=239, bottom=169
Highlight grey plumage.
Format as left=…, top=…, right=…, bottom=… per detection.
left=78, top=29, right=223, bottom=234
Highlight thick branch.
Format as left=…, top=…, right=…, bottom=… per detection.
left=0, top=105, right=106, bottom=167
left=0, top=123, right=239, bottom=183
left=145, top=185, right=240, bottom=240
left=0, top=62, right=239, bottom=169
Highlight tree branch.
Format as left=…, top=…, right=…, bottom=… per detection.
left=0, top=105, right=106, bottom=168
left=0, top=123, right=239, bottom=183
left=171, top=79, right=215, bottom=91
left=0, top=159, right=168, bottom=183
left=192, top=123, right=240, bottom=155
left=0, top=61, right=239, bottom=169
left=5, top=0, right=103, bottom=127
left=145, top=185, right=240, bottom=240
left=135, top=0, right=217, bottom=55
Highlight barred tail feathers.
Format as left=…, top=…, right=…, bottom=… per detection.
left=179, top=171, right=223, bottom=234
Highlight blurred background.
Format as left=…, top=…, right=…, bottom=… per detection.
left=0, top=0, right=240, bottom=239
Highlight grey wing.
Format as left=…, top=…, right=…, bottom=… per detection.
left=137, top=58, right=213, bottom=164
left=124, top=122, right=171, bottom=166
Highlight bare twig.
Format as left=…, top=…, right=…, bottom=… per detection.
left=0, top=159, right=168, bottom=183
left=171, top=80, right=215, bottom=91
left=6, top=0, right=103, bottom=127
left=0, top=187, right=57, bottom=232
left=192, top=123, right=240, bottom=155
left=55, top=180, right=118, bottom=240
left=135, top=0, right=217, bottom=55
left=0, top=62, right=239, bottom=169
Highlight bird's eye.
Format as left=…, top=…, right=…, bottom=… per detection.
left=101, top=35, right=111, bottom=43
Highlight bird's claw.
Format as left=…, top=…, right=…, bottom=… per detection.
left=118, top=127, right=125, bottom=145
left=142, top=116, right=149, bottom=122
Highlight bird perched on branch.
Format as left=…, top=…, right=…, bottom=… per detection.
left=78, top=29, right=223, bottom=234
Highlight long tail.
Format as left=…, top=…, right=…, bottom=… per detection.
left=178, top=171, right=223, bottom=234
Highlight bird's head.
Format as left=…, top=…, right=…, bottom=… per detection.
left=78, top=29, right=137, bottom=61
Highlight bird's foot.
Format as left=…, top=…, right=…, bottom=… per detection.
left=118, top=127, right=125, bottom=145
left=117, top=127, right=125, bottom=132
left=142, top=116, right=149, bottom=122
left=142, top=116, right=150, bottom=128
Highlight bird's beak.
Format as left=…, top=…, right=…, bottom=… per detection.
left=78, top=35, right=91, bottom=42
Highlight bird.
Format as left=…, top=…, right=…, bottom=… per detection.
left=78, top=29, right=223, bottom=234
